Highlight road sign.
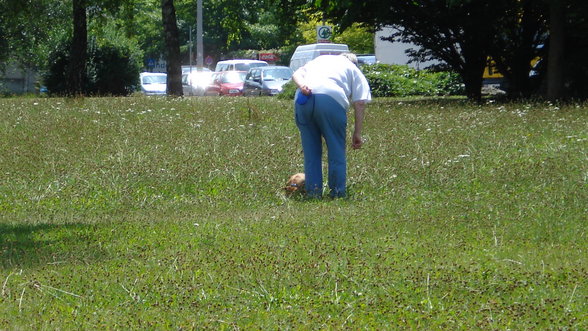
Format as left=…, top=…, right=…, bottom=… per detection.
left=205, top=56, right=213, bottom=66
left=316, top=25, right=332, bottom=43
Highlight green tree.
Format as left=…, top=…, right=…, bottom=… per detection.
left=175, top=0, right=299, bottom=59
left=242, top=5, right=286, bottom=51
left=488, top=0, right=548, bottom=98
left=314, top=0, right=509, bottom=101
left=44, top=36, right=141, bottom=96
left=333, top=23, right=374, bottom=54
left=314, top=0, right=588, bottom=100
left=298, top=19, right=374, bottom=54
left=62, top=0, right=141, bottom=95
left=104, top=0, right=165, bottom=66
left=0, top=0, right=70, bottom=69
left=175, top=0, right=257, bottom=58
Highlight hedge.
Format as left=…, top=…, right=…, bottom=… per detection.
left=278, top=63, right=464, bottom=100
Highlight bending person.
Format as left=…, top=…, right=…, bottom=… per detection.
left=292, top=53, right=372, bottom=198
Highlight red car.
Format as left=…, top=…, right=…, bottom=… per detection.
left=205, top=71, right=247, bottom=96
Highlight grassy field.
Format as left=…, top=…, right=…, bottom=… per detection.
left=0, top=95, right=586, bottom=329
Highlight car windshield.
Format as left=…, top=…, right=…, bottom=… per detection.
left=189, top=72, right=212, bottom=84
left=142, top=75, right=166, bottom=84
left=263, top=68, right=292, bottom=81
left=235, top=63, right=267, bottom=71
left=182, top=66, right=211, bottom=73
left=221, top=72, right=246, bottom=83
left=358, top=56, right=377, bottom=65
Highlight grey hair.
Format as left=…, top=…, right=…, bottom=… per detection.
left=340, top=52, right=358, bottom=65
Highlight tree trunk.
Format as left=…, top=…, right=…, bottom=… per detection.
left=547, top=0, right=565, bottom=100
left=461, top=51, right=485, bottom=102
left=67, top=0, right=87, bottom=96
left=161, top=0, right=183, bottom=96
left=507, top=52, right=535, bottom=98
left=462, top=71, right=483, bottom=102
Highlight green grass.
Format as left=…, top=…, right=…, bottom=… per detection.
left=1, top=96, right=586, bottom=329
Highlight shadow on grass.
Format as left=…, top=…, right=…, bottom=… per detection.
left=374, top=96, right=472, bottom=106
left=372, top=95, right=518, bottom=107
left=0, top=222, right=106, bottom=270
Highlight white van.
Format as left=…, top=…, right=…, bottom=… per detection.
left=289, top=43, right=350, bottom=72
left=215, top=59, right=268, bottom=72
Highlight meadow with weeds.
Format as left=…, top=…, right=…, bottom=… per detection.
left=0, top=95, right=586, bottom=329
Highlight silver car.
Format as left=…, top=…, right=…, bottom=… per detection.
left=243, top=66, right=293, bottom=96
left=140, top=72, right=167, bottom=96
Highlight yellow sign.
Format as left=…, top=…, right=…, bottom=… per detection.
left=483, top=56, right=542, bottom=79
left=483, top=58, right=502, bottom=79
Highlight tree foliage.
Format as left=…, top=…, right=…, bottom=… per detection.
left=298, top=16, right=374, bottom=54
left=314, top=0, right=509, bottom=101
left=313, top=0, right=588, bottom=100
left=0, top=0, right=70, bottom=69
left=173, top=0, right=305, bottom=60
left=488, top=0, right=548, bottom=98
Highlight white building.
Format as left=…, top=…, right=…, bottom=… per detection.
left=375, top=26, right=442, bottom=69
left=0, top=62, right=39, bottom=94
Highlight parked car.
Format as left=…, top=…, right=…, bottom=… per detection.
left=140, top=72, right=167, bottom=96
left=182, top=70, right=213, bottom=96
left=182, top=66, right=212, bottom=74
left=243, top=66, right=293, bottom=96
left=214, top=59, right=268, bottom=72
left=204, top=71, right=247, bottom=96
left=357, top=54, right=377, bottom=65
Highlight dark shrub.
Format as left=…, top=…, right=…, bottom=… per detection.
left=44, top=37, right=142, bottom=96
left=43, top=39, right=72, bottom=96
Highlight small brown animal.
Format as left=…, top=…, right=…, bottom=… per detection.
left=284, top=173, right=305, bottom=194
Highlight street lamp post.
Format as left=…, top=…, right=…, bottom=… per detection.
left=196, top=0, right=203, bottom=68
left=189, top=28, right=193, bottom=71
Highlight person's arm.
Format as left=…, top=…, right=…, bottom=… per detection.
left=292, top=70, right=312, bottom=96
left=351, top=100, right=366, bottom=149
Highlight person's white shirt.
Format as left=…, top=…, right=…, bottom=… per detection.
left=294, top=55, right=372, bottom=109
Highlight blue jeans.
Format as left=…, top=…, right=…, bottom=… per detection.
left=295, top=91, right=347, bottom=198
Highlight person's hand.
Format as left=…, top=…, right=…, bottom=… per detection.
left=351, top=101, right=366, bottom=149
left=352, top=131, right=363, bottom=149
left=300, top=84, right=312, bottom=96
